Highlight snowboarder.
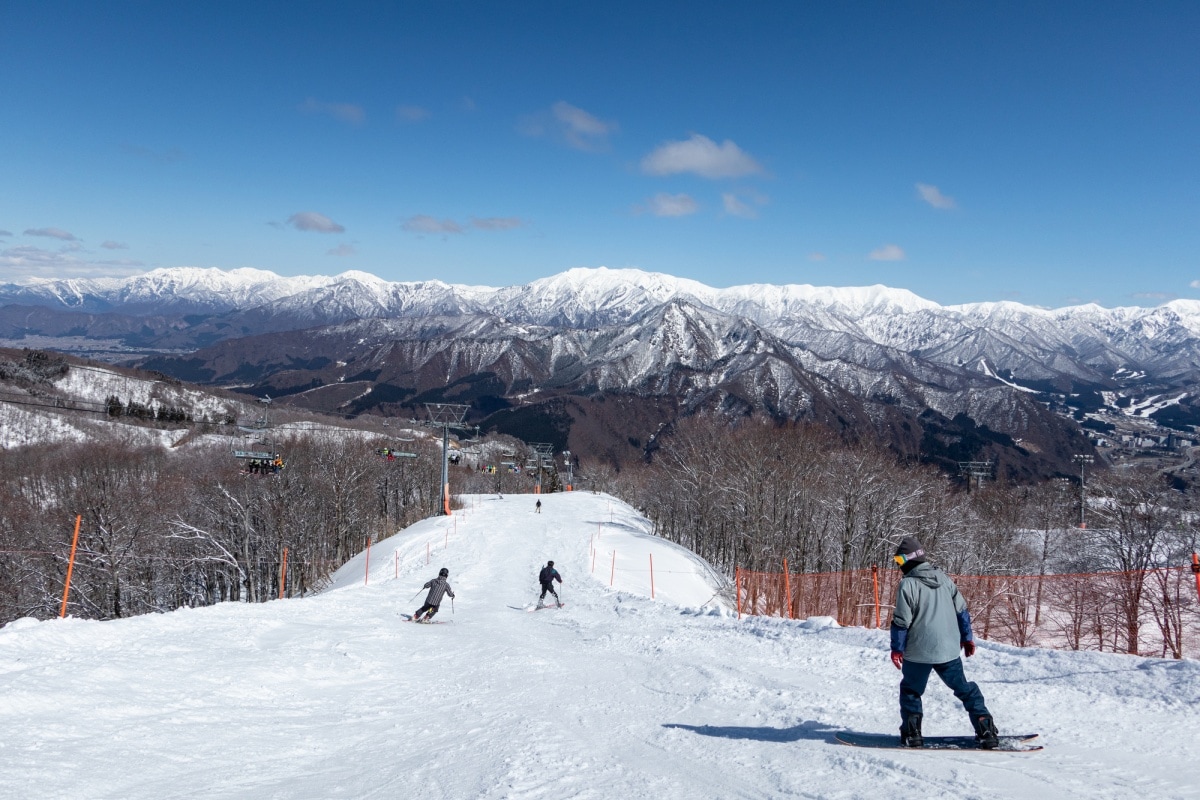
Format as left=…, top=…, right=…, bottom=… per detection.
left=889, top=536, right=999, bottom=749
left=535, top=499, right=542, bottom=513
left=413, top=567, right=455, bottom=622
left=537, top=560, right=562, bottom=608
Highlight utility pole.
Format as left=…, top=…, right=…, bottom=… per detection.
left=424, top=403, right=470, bottom=516
left=1073, top=454, right=1094, bottom=529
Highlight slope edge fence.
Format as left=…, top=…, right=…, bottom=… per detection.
left=736, top=554, right=1200, bottom=660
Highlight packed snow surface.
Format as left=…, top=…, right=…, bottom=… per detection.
left=2, top=493, right=1199, bottom=799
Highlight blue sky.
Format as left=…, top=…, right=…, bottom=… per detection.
left=1, top=1, right=1197, bottom=307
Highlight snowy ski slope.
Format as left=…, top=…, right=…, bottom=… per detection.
left=2, top=492, right=1198, bottom=799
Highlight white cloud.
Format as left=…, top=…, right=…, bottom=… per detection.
left=808, top=252, right=827, bottom=262
left=402, top=215, right=465, bottom=234
left=396, top=105, right=430, bottom=123
left=101, top=241, right=128, bottom=250
left=553, top=101, right=616, bottom=151
left=287, top=212, right=346, bottom=234
left=298, top=97, right=366, bottom=125
left=520, top=101, right=617, bottom=152
left=1191, top=280, right=1200, bottom=289
left=327, top=243, right=357, bottom=257
left=471, top=217, right=525, bottom=231
left=868, top=244, right=906, bottom=261
left=722, top=194, right=754, bottom=217
left=641, top=134, right=764, bottom=179
left=645, top=193, right=699, bottom=217
left=24, top=227, right=79, bottom=241
left=722, top=189, right=768, bottom=219
left=916, top=182, right=957, bottom=210
left=0, top=245, right=144, bottom=281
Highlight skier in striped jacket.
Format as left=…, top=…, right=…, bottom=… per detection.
left=413, top=568, right=455, bottom=622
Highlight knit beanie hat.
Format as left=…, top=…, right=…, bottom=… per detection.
left=894, top=536, right=927, bottom=568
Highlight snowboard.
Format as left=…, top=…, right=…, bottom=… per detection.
left=834, top=732, right=1041, bottom=752
left=400, top=614, right=450, bottom=624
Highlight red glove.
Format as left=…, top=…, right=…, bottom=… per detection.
left=890, top=651, right=904, bottom=670
left=962, top=641, right=976, bottom=657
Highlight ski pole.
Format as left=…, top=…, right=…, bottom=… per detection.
left=451, top=596, right=455, bottom=615
left=409, top=588, right=423, bottom=601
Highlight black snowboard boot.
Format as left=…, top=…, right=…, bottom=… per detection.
left=973, top=715, right=999, bottom=749
left=899, top=713, right=923, bottom=748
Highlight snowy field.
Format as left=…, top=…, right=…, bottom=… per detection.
left=0, top=401, right=188, bottom=449
left=2, top=492, right=1199, bottom=799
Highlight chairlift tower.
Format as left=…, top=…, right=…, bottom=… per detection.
left=957, top=461, right=993, bottom=492
left=1072, top=454, right=1094, bottom=529
left=529, top=443, right=555, bottom=494
left=424, top=403, right=471, bottom=516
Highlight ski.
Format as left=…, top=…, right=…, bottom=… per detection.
left=834, top=732, right=1041, bottom=752
left=400, top=614, right=451, bottom=624
left=528, top=603, right=565, bottom=612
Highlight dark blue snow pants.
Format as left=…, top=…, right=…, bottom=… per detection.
left=899, top=657, right=990, bottom=720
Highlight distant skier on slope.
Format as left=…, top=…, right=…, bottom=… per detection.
left=889, top=536, right=1000, bottom=749
left=537, top=561, right=562, bottom=608
left=535, top=499, right=542, bottom=513
left=412, top=567, right=455, bottom=622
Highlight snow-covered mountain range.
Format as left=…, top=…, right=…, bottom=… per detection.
left=3, top=266, right=1197, bottom=477
left=4, top=266, right=1198, bottom=377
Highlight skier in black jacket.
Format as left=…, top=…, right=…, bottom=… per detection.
left=413, top=567, right=455, bottom=622
left=537, top=561, right=562, bottom=608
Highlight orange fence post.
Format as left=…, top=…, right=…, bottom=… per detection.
left=1192, top=553, right=1200, bottom=603
left=279, top=546, right=288, bottom=600
left=783, top=558, right=791, bottom=620
left=591, top=544, right=596, bottom=573
left=872, top=565, right=880, bottom=628
left=394, top=550, right=399, bottom=579
left=59, top=514, right=82, bottom=618
left=610, top=550, right=616, bottom=587
left=364, top=536, right=372, bottom=585
left=649, top=553, right=655, bottom=600
left=427, top=541, right=431, bottom=564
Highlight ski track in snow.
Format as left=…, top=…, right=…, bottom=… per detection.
left=1, top=492, right=1198, bottom=799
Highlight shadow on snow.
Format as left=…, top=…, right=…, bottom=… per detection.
left=662, top=719, right=837, bottom=743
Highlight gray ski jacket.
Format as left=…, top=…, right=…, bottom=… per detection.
left=422, top=576, right=455, bottom=606
left=889, top=562, right=973, bottom=664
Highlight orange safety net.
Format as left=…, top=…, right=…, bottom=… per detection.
left=738, top=559, right=1200, bottom=660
